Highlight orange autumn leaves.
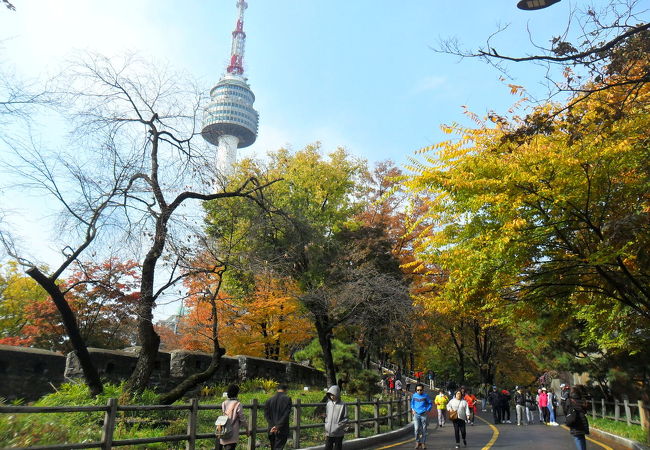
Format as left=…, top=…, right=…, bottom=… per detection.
left=158, top=269, right=312, bottom=360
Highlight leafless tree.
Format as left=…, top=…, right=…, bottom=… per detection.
left=436, top=0, right=649, bottom=131
left=1, top=53, right=276, bottom=396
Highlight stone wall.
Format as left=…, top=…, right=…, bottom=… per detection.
left=0, top=345, right=325, bottom=401
left=65, top=347, right=171, bottom=388
left=0, top=345, right=66, bottom=401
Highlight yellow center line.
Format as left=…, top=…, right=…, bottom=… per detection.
left=559, top=425, right=613, bottom=450
left=375, top=437, right=415, bottom=449
left=475, top=415, right=499, bottom=449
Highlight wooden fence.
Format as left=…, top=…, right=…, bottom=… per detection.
left=588, top=398, right=650, bottom=443
left=0, top=396, right=412, bottom=450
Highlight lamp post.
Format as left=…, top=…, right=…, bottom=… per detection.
left=517, top=0, right=561, bottom=10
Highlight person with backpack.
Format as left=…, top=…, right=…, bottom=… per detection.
left=324, top=385, right=349, bottom=450
left=216, top=384, right=248, bottom=450
left=565, top=385, right=590, bottom=450
left=264, top=384, right=292, bottom=450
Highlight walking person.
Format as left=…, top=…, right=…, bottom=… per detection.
left=565, top=385, right=590, bottom=450
left=217, top=384, right=248, bottom=450
left=264, top=384, right=292, bottom=450
left=560, top=383, right=571, bottom=416
left=488, top=386, right=502, bottom=424
left=514, top=386, right=527, bottom=426
left=539, top=387, right=550, bottom=424
left=447, top=390, right=471, bottom=449
left=500, top=388, right=512, bottom=423
left=435, top=389, right=449, bottom=427
left=411, top=383, right=433, bottom=449
left=464, top=390, right=477, bottom=425
left=525, top=390, right=536, bottom=424
left=395, top=378, right=403, bottom=398
left=547, top=388, right=559, bottom=426
left=324, top=385, right=348, bottom=450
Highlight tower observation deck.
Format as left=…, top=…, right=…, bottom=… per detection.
left=202, top=0, right=258, bottom=174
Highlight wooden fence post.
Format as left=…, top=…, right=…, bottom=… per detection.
left=601, top=399, right=606, bottom=419
left=388, top=399, right=394, bottom=430
left=615, top=399, right=620, bottom=422
left=354, top=398, right=360, bottom=439
left=374, top=399, right=380, bottom=435
left=407, top=397, right=413, bottom=423
left=624, top=399, right=632, bottom=426
left=101, top=398, right=117, bottom=450
left=591, top=399, right=597, bottom=419
left=396, top=396, right=402, bottom=426
left=186, top=398, right=198, bottom=450
left=248, top=399, right=258, bottom=450
left=638, top=401, right=650, bottom=443
left=292, top=398, right=301, bottom=449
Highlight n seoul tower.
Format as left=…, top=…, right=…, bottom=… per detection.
left=202, top=0, right=259, bottom=174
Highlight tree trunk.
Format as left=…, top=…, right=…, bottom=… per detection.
left=157, top=346, right=225, bottom=405
left=315, top=320, right=337, bottom=386
left=26, top=267, right=103, bottom=396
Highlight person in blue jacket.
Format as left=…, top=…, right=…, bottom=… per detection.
left=410, top=383, right=433, bottom=449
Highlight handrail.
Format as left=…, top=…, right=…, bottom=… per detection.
left=0, top=395, right=413, bottom=450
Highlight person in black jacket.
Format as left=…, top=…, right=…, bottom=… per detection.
left=487, top=386, right=502, bottom=424
left=513, top=387, right=527, bottom=426
left=565, top=385, right=590, bottom=450
left=264, top=384, right=293, bottom=450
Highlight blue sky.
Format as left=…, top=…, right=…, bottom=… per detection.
left=1, top=0, right=587, bottom=165
left=2, top=0, right=638, bottom=318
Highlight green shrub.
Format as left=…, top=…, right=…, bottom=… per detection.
left=346, top=370, right=381, bottom=399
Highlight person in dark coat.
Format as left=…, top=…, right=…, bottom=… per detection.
left=487, top=386, right=502, bottom=424
left=264, top=384, right=293, bottom=450
left=565, top=385, right=590, bottom=450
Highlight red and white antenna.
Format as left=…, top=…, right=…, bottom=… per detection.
left=227, top=0, right=248, bottom=76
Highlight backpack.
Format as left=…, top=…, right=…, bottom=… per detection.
left=215, top=400, right=239, bottom=439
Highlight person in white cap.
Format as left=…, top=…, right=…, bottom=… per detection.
left=560, top=383, right=571, bottom=416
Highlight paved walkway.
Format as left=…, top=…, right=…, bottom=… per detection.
left=369, top=412, right=615, bottom=449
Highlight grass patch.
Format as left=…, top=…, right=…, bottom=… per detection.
left=590, top=417, right=649, bottom=445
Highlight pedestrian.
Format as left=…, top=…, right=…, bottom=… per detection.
left=547, top=388, right=559, bottom=426
left=560, top=383, right=571, bottom=416
left=463, top=390, right=477, bottom=425
left=447, top=390, right=471, bottom=449
left=488, top=385, right=501, bottom=424
left=525, top=390, right=536, bottom=424
left=500, top=388, right=512, bottom=423
left=324, top=385, right=348, bottom=450
left=514, top=386, right=527, bottom=426
left=411, top=383, right=433, bottom=449
left=389, top=377, right=395, bottom=395
left=217, top=384, right=248, bottom=450
left=435, top=389, right=449, bottom=427
left=264, top=384, right=292, bottom=450
left=479, top=384, right=488, bottom=412
left=539, top=387, right=550, bottom=424
left=565, top=385, right=590, bottom=450
left=395, top=378, right=403, bottom=398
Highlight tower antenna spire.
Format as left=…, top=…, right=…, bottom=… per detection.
left=202, top=1, right=259, bottom=175
left=227, top=0, right=248, bottom=76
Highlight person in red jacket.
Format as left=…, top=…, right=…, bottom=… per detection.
left=464, top=390, right=477, bottom=425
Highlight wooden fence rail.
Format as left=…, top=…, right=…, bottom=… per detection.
left=0, top=396, right=412, bottom=450
left=588, top=398, right=650, bottom=429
